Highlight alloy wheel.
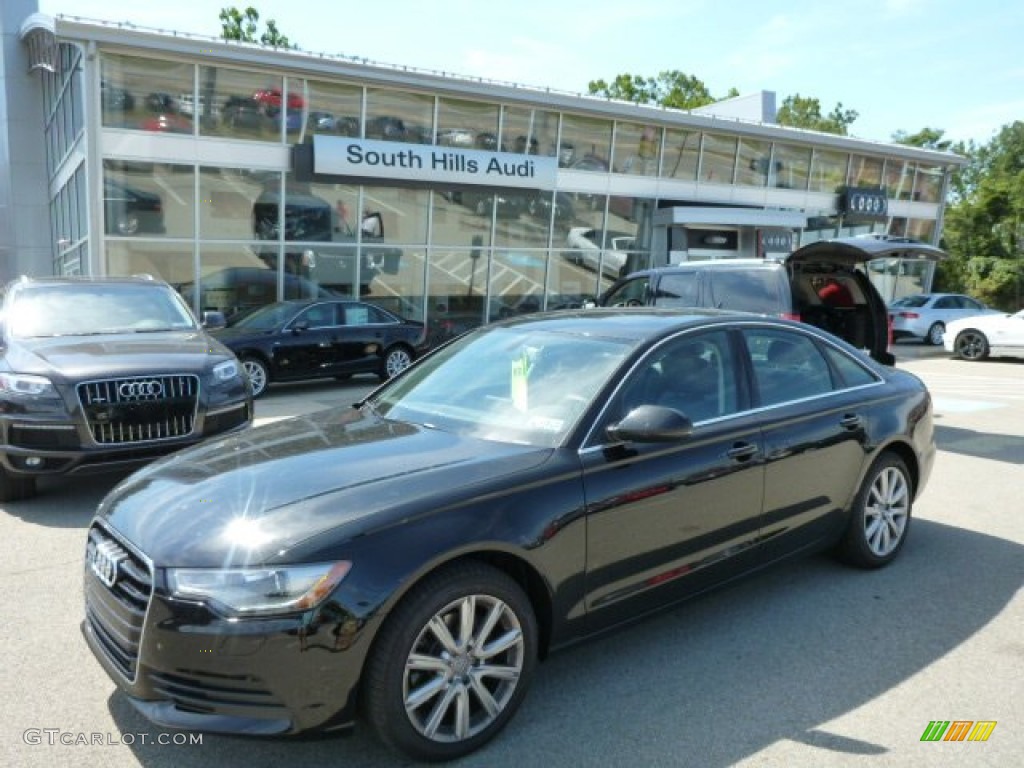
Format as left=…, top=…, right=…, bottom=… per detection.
left=862, top=465, right=909, bottom=558
left=955, top=330, right=988, bottom=360
left=242, top=358, right=268, bottom=397
left=927, top=322, right=945, bottom=346
left=385, top=348, right=412, bottom=378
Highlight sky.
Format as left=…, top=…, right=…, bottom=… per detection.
left=38, top=0, right=1023, bottom=147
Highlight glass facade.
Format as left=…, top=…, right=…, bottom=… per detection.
left=27, top=44, right=954, bottom=337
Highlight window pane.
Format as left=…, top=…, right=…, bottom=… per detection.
left=297, top=78, right=362, bottom=139
left=913, top=164, right=944, bottom=203
left=735, top=138, right=771, bottom=187
left=884, top=159, right=913, bottom=200
left=201, top=167, right=278, bottom=240
left=101, top=54, right=194, bottom=134
left=199, top=66, right=282, bottom=140
left=427, top=248, right=487, bottom=344
left=699, top=133, right=737, bottom=184
left=434, top=189, right=492, bottom=248
left=848, top=155, right=884, bottom=187
left=488, top=249, right=547, bottom=322
left=502, top=106, right=559, bottom=157
left=366, top=87, right=434, bottom=144
left=365, top=245, right=425, bottom=321
left=613, top=121, right=661, bottom=177
left=106, top=240, right=194, bottom=289
left=437, top=97, right=500, bottom=150
left=661, top=128, right=700, bottom=180
left=559, top=113, right=612, bottom=170
left=771, top=143, right=811, bottom=190
left=809, top=149, right=848, bottom=193
left=744, top=330, right=834, bottom=406
left=104, top=161, right=194, bottom=239
left=361, top=186, right=429, bottom=244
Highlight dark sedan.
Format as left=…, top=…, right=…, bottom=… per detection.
left=211, top=299, right=428, bottom=397
left=82, top=309, right=934, bottom=761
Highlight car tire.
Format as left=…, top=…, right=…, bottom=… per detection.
left=241, top=356, right=270, bottom=398
left=380, top=345, right=413, bottom=380
left=836, top=452, right=912, bottom=569
left=115, top=210, right=140, bottom=236
left=363, top=562, right=538, bottom=762
left=0, top=466, right=37, bottom=503
left=926, top=322, right=945, bottom=346
left=953, top=329, right=989, bottom=360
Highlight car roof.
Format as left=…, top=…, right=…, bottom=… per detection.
left=7, top=274, right=164, bottom=290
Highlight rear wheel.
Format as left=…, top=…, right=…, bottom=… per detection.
left=363, top=562, right=537, bottom=761
left=241, top=356, right=270, bottom=398
left=926, top=322, right=945, bottom=346
left=0, top=466, right=37, bottom=503
left=954, top=329, right=989, bottom=360
left=381, top=345, right=414, bottom=380
left=836, top=452, right=912, bottom=568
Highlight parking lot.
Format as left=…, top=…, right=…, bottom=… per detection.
left=1, top=342, right=1020, bottom=767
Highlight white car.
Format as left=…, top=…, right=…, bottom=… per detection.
left=563, top=227, right=635, bottom=277
left=943, top=309, right=1024, bottom=360
left=888, top=292, right=1001, bottom=345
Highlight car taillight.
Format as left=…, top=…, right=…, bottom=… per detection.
left=887, top=315, right=894, bottom=349
left=781, top=312, right=801, bottom=322
left=897, top=311, right=919, bottom=319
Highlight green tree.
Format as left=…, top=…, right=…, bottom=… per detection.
left=219, top=6, right=295, bottom=48
left=891, top=126, right=952, bottom=151
left=775, top=94, right=858, bottom=135
left=939, top=121, right=1024, bottom=309
left=588, top=70, right=722, bottom=110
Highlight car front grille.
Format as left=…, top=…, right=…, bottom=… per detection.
left=84, top=526, right=153, bottom=682
left=77, top=375, right=199, bottom=445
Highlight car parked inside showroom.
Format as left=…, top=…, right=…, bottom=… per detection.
left=103, top=178, right=166, bottom=236
left=211, top=298, right=429, bottom=397
left=888, top=292, right=1001, bottom=345
left=82, top=308, right=934, bottom=761
left=943, top=308, right=1024, bottom=360
left=0, top=275, right=251, bottom=501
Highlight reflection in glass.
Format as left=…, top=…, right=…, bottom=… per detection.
left=613, top=122, right=661, bottom=176
left=360, top=186, right=429, bottom=244
left=770, top=144, right=811, bottom=190
left=293, top=78, right=362, bottom=140
left=437, top=98, right=500, bottom=150
left=558, top=114, right=612, bottom=169
left=884, top=159, right=913, bottom=201
left=104, top=161, right=195, bottom=238
left=365, top=88, right=434, bottom=144
left=494, top=190, right=548, bottom=249
left=848, top=155, right=884, bottom=188
left=488, top=250, right=548, bottom=322
left=101, top=53, right=195, bottom=135
left=699, top=133, right=738, bottom=183
left=200, top=167, right=279, bottom=240
left=198, top=66, right=283, bottom=140
left=426, top=248, right=487, bottom=345
left=809, top=149, right=849, bottom=193
left=502, top=106, right=559, bottom=157
left=913, top=165, right=943, bottom=203
left=106, top=241, right=194, bottom=288
left=365, top=246, right=425, bottom=322
left=433, top=190, right=493, bottom=248
left=735, top=137, right=771, bottom=187
left=662, top=129, right=700, bottom=180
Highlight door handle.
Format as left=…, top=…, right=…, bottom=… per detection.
left=840, top=414, right=863, bottom=430
left=726, top=442, right=758, bottom=461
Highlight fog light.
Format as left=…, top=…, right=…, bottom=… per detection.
left=24, top=456, right=44, bottom=468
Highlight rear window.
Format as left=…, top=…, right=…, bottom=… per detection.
left=890, top=295, right=928, bottom=308
left=707, top=270, right=786, bottom=314
left=652, top=271, right=699, bottom=307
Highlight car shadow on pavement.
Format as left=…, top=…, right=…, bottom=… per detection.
left=2, top=470, right=134, bottom=528
left=935, top=424, right=1024, bottom=464
left=106, top=517, right=1021, bottom=768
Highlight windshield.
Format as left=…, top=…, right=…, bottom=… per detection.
left=889, top=295, right=928, bottom=308
left=370, top=326, right=635, bottom=448
left=9, top=283, right=198, bottom=338
left=232, top=302, right=302, bottom=330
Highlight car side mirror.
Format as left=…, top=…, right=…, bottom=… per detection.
left=201, top=310, right=227, bottom=330
left=606, top=405, right=693, bottom=443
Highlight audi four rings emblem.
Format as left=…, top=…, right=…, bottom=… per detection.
left=87, top=540, right=126, bottom=588
left=119, top=380, right=164, bottom=398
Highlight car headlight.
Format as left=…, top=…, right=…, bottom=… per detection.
left=167, top=562, right=351, bottom=617
left=0, top=373, right=56, bottom=397
left=212, top=359, right=240, bottom=382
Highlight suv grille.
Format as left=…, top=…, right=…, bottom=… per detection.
left=78, top=375, right=199, bottom=445
left=84, top=526, right=153, bottom=681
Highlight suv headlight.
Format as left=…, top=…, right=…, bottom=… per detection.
left=0, top=373, right=56, bottom=397
left=212, top=360, right=240, bottom=382
left=167, top=562, right=351, bottom=617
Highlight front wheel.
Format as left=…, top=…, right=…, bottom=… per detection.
left=926, top=322, right=945, bottom=346
left=381, top=345, right=413, bottom=380
left=836, top=453, right=912, bottom=568
left=954, top=329, right=989, bottom=360
left=241, top=356, right=270, bottom=398
left=363, top=562, right=538, bottom=761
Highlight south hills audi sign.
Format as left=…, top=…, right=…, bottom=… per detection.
left=311, top=136, right=558, bottom=189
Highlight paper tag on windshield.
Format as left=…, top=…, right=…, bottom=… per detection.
left=511, top=354, right=529, bottom=411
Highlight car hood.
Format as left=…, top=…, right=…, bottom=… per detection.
left=6, top=332, right=230, bottom=378
left=787, top=236, right=947, bottom=267
left=96, top=407, right=554, bottom=567
left=945, top=311, right=1015, bottom=332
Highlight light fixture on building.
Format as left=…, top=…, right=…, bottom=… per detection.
left=19, top=13, right=58, bottom=74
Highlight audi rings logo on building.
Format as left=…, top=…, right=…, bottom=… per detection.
left=840, top=187, right=888, bottom=219
left=87, top=540, right=127, bottom=588
left=118, top=380, right=164, bottom=399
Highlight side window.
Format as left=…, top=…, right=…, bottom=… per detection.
left=294, top=303, right=337, bottom=329
left=343, top=304, right=372, bottom=325
left=618, top=330, right=738, bottom=423
left=653, top=271, right=699, bottom=308
left=820, top=344, right=879, bottom=388
left=603, top=277, right=649, bottom=307
left=708, top=270, right=784, bottom=314
left=961, top=297, right=983, bottom=311
left=744, top=329, right=834, bottom=406
left=933, top=296, right=956, bottom=309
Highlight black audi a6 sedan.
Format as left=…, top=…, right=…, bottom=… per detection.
left=82, top=309, right=935, bottom=761
left=0, top=276, right=252, bottom=501
left=211, top=299, right=429, bottom=397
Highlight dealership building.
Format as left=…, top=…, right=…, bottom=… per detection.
left=2, top=1, right=968, bottom=331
